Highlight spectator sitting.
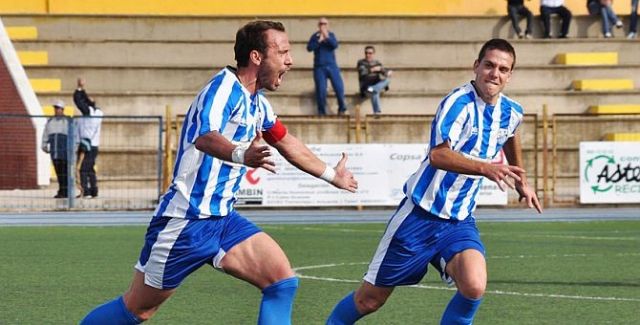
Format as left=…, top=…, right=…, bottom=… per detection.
left=357, top=46, right=392, bottom=115
left=540, top=0, right=572, bottom=38
left=507, top=0, right=534, bottom=39
left=588, top=0, right=623, bottom=38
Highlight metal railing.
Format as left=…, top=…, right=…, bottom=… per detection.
left=0, top=114, right=163, bottom=211
left=550, top=112, right=640, bottom=205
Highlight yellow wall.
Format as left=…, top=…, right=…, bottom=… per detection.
left=0, top=0, right=46, bottom=14
left=0, top=0, right=632, bottom=16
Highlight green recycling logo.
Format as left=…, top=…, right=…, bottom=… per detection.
left=584, top=155, right=615, bottom=194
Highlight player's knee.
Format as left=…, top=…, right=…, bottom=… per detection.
left=355, top=296, right=385, bottom=314
left=263, top=276, right=299, bottom=296
left=458, top=280, right=486, bottom=300
left=129, top=305, right=160, bottom=322
left=354, top=291, right=387, bottom=314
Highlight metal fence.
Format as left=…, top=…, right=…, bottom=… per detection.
left=550, top=113, right=640, bottom=204
left=0, top=115, right=163, bottom=211
left=4, top=110, right=638, bottom=211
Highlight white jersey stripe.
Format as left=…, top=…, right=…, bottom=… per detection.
left=364, top=199, right=415, bottom=285
left=141, top=218, right=189, bottom=288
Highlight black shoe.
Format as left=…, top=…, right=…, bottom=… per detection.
left=54, top=193, right=67, bottom=199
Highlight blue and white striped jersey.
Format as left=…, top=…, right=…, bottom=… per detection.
left=155, top=67, right=277, bottom=219
left=404, top=82, right=524, bottom=220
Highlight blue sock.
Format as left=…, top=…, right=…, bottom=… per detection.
left=258, top=277, right=299, bottom=325
left=326, top=291, right=364, bottom=325
left=80, top=296, right=141, bottom=325
left=440, top=291, right=483, bottom=325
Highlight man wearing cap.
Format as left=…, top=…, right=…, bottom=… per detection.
left=42, top=100, right=71, bottom=198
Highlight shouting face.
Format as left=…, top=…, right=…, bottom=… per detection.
left=257, top=29, right=293, bottom=91
left=473, top=49, right=514, bottom=105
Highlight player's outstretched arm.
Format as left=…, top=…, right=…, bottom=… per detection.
left=268, top=132, right=358, bottom=193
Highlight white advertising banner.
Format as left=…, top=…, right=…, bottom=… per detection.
left=236, top=144, right=508, bottom=207
left=580, top=142, right=640, bottom=204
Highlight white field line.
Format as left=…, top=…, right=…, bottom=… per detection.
left=294, top=261, right=640, bottom=303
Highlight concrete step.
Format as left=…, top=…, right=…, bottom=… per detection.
left=36, top=89, right=640, bottom=116
left=587, top=104, right=640, bottom=114
left=602, top=133, right=640, bottom=141
left=572, top=79, right=634, bottom=91
left=5, top=26, right=38, bottom=40
left=13, top=39, right=640, bottom=68
left=30, top=78, right=60, bottom=92
left=96, top=148, right=160, bottom=177
left=24, top=64, right=640, bottom=93
left=17, top=50, right=48, bottom=65
left=555, top=52, right=618, bottom=65
left=1, top=14, right=628, bottom=42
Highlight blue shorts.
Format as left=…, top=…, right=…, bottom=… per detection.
left=134, top=211, right=261, bottom=289
left=364, top=198, right=485, bottom=287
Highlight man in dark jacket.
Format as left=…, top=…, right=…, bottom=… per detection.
left=307, top=18, right=348, bottom=115
left=357, top=46, right=391, bottom=114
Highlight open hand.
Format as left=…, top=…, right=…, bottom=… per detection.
left=243, top=131, right=276, bottom=173
left=483, top=164, right=524, bottom=192
left=331, top=152, right=358, bottom=193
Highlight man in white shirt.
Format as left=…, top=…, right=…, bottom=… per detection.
left=74, top=78, right=102, bottom=198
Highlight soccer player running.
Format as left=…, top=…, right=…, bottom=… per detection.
left=81, top=20, right=358, bottom=324
left=326, top=38, right=542, bottom=325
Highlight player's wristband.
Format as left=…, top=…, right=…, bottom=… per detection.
left=319, top=164, right=336, bottom=183
left=231, top=145, right=247, bottom=164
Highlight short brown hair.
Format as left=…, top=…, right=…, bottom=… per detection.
left=477, top=38, right=516, bottom=69
left=234, top=20, right=286, bottom=67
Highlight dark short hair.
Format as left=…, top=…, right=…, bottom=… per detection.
left=234, top=20, right=286, bottom=67
left=477, top=38, right=516, bottom=70
left=364, top=45, right=375, bottom=53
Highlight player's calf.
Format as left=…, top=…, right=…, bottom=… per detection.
left=80, top=296, right=141, bottom=325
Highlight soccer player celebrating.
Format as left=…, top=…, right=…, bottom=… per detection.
left=326, top=38, right=542, bottom=325
left=81, top=20, right=358, bottom=324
